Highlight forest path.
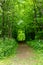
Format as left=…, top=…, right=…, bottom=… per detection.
left=0, top=43, right=39, bottom=65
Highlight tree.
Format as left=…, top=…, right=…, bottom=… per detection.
left=0, top=0, right=6, bottom=39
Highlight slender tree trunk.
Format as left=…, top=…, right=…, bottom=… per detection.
left=33, top=0, right=37, bottom=22
left=1, top=1, right=5, bottom=39
left=2, top=11, right=5, bottom=39
left=8, top=22, right=12, bottom=38
left=8, top=16, right=12, bottom=38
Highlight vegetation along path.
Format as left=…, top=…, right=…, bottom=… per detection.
left=0, top=42, right=43, bottom=65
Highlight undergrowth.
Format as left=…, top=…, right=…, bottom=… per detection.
left=27, top=40, right=43, bottom=52
left=0, top=38, right=18, bottom=59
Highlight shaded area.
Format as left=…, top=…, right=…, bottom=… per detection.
left=0, top=43, right=43, bottom=65
left=16, top=43, right=36, bottom=59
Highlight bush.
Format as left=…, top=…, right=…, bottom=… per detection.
left=27, top=40, right=43, bottom=50
left=17, top=29, right=25, bottom=41
left=35, top=31, right=43, bottom=39
left=0, top=38, right=18, bottom=59
left=25, top=27, right=35, bottom=41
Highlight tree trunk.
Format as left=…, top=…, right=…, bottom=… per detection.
left=1, top=1, right=5, bottom=39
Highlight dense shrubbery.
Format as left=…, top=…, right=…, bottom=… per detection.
left=35, top=31, right=43, bottom=39
left=0, top=38, right=18, bottom=59
left=27, top=40, right=43, bottom=50
left=17, top=29, right=25, bottom=41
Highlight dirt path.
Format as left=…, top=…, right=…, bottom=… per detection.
left=0, top=43, right=39, bottom=65
left=16, top=43, right=35, bottom=59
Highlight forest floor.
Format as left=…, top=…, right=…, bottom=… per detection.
left=0, top=43, right=43, bottom=65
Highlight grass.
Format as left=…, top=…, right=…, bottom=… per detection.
left=0, top=39, right=43, bottom=65
left=0, top=38, right=18, bottom=59
left=26, top=40, right=43, bottom=65
left=27, top=40, right=43, bottom=51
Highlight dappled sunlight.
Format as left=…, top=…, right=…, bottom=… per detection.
left=0, top=43, right=43, bottom=65
left=0, top=0, right=43, bottom=65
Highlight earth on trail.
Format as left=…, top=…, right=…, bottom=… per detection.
left=0, top=42, right=38, bottom=65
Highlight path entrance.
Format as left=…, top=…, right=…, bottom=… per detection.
left=17, top=43, right=35, bottom=59
left=0, top=43, right=38, bottom=65
left=10, top=43, right=38, bottom=65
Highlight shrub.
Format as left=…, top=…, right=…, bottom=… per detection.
left=27, top=40, right=43, bottom=50
left=17, top=29, right=25, bottom=41
left=0, top=38, right=18, bottom=59
left=25, top=27, right=35, bottom=41
left=35, top=31, right=43, bottom=39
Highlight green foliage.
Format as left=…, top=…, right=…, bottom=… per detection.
left=27, top=40, right=43, bottom=50
left=17, top=29, right=25, bottom=41
left=35, top=31, right=43, bottom=39
left=0, top=38, right=18, bottom=59
left=0, top=0, right=43, bottom=40
left=0, top=0, right=43, bottom=59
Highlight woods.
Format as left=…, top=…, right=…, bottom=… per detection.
left=0, top=0, right=43, bottom=40
left=0, top=0, right=43, bottom=60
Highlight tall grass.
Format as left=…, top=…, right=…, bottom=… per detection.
left=27, top=40, right=43, bottom=51
left=0, top=38, right=18, bottom=59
